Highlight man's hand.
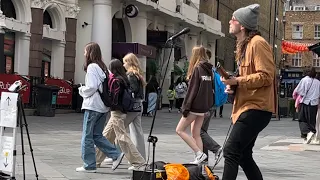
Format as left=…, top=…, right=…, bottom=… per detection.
left=225, top=85, right=234, bottom=94
left=220, top=76, right=238, bottom=86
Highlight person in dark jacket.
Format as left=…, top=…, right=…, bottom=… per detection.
left=96, top=59, right=145, bottom=169
left=200, top=48, right=222, bottom=163
left=176, top=46, right=214, bottom=164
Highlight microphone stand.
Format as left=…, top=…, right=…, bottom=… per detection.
left=147, top=39, right=175, bottom=180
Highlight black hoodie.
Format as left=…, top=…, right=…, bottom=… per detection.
left=182, top=60, right=214, bottom=116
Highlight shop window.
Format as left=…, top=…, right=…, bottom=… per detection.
left=42, top=48, right=51, bottom=77
left=4, top=32, right=15, bottom=74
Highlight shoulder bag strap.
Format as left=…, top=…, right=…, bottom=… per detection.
left=304, top=79, right=314, bottom=98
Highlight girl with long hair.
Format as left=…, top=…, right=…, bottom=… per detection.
left=176, top=46, right=214, bottom=164
left=123, top=53, right=147, bottom=161
left=96, top=59, right=145, bottom=170
left=76, top=42, right=124, bottom=172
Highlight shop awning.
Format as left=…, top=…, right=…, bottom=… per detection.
left=309, top=42, right=320, bottom=56
left=112, top=43, right=157, bottom=59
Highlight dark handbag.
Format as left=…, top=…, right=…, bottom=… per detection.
left=122, top=88, right=142, bottom=112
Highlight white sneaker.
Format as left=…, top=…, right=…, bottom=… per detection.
left=306, top=132, right=315, bottom=144
left=75, top=167, right=96, bottom=173
left=112, top=153, right=125, bottom=171
left=190, top=152, right=207, bottom=164
left=103, top=158, right=113, bottom=164
left=310, top=138, right=320, bottom=145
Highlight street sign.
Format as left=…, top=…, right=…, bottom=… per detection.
left=0, top=136, right=14, bottom=172
left=0, top=92, right=18, bottom=128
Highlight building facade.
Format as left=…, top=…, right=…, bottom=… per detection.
left=0, top=0, right=79, bottom=80
left=75, top=0, right=224, bottom=85
left=200, top=0, right=284, bottom=72
left=283, top=0, right=320, bottom=71
left=0, top=0, right=224, bottom=106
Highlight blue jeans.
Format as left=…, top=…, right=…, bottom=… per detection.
left=81, top=110, right=121, bottom=170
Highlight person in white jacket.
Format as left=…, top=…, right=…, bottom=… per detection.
left=76, top=42, right=124, bottom=173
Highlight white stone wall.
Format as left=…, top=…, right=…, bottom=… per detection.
left=74, top=0, right=224, bottom=85
left=2, top=0, right=79, bottom=77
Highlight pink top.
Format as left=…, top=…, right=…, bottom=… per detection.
left=293, top=89, right=302, bottom=109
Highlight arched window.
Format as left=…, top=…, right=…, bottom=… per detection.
left=1, top=0, right=16, bottom=19
left=112, top=17, right=126, bottom=42
left=43, top=10, right=53, bottom=28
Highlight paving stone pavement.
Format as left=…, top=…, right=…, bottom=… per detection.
left=5, top=104, right=320, bottom=180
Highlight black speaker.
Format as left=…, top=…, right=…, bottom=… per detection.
left=132, top=169, right=167, bottom=180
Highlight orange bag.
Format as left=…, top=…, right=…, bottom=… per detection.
left=164, top=164, right=190, bottom=180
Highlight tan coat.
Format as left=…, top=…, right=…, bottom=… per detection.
left=232, top=35, right=277, bottom=123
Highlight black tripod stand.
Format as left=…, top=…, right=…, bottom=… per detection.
left=0, top=87, right=38, bottom=180
left=147, top=39, right=176, bottom=180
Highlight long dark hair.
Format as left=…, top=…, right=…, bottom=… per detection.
left=109, top=59, right=129, bottom=85
left=83, top=42, right=107, bottom=72
left=236, top=29, right=261, bottom=61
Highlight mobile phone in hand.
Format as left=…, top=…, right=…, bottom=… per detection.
left=216, top=62, right=230, bottom=79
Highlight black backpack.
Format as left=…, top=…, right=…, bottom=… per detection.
left=99, top=71, right=120, bottom=107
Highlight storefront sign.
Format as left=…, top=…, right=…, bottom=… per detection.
left=0, top=74, right=30, bottom=103
left=45, top=78, right=73, bottom=105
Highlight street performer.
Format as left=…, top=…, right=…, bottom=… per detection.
left=220, top=4, right=277, bottom=180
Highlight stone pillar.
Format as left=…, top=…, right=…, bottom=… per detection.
left=208, top=41, right=216, bottom=65
left=92, top=0, right=112, bottom=65
left=130, top=12, right=148, bottom=80
left=14, top=33, right=31, bottom=75
left=161, top=23, right=175, bottom=105
left=65, top=5, right=79, bottom=81
left=29, top=6, right=44, bottom=77
left=50, top=41, right=65, bottom=79
left=0, top=27, right=4, bottom=74
left=185, top=34, right=198, bottom=61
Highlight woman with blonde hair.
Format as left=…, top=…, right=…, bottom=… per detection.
left=123, top=53, right=147, bottom=163
left=176, top=46, right=214, bottom=164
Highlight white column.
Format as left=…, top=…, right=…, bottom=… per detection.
left=14, top=32, right=31, bottom=75
left=199, top=33, right=208, bottom=46
left=130, top=12, right=148, bottom=79
left=161, top=23, right=176, bottom=105
left=91, top=0, right=112, bottom=65
left=51, top=41, right=66, bottom=79
left=185, top=34, right=198, bottom=61
left=208, top=41, right=216, bottom=65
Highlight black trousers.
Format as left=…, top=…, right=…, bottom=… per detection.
left=175, top=98, right=184, bottom=110
left=298, top=103, right=317, bottom=137
left=201, top=107, right=221, bottom=159
left=214, top=105, right=224, bottom=116
left=222, top=110, right=271, bottom=180
left=169, top=100, right=174, bottom=109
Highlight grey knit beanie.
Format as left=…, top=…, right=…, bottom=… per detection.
left=233, top=4, right=260, bottom=30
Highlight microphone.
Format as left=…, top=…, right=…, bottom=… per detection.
left=168, top=27, right=190, bottom=41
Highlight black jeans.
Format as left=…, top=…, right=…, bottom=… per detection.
left=175, top=98, right=184, bottom=110
left=201, top=107, right=221, bottom=159
left=222, top=110, right=271, bottom=180
left=169, top=100, right=174, bottom=109
left=214, top=105, right=224, bottom=116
